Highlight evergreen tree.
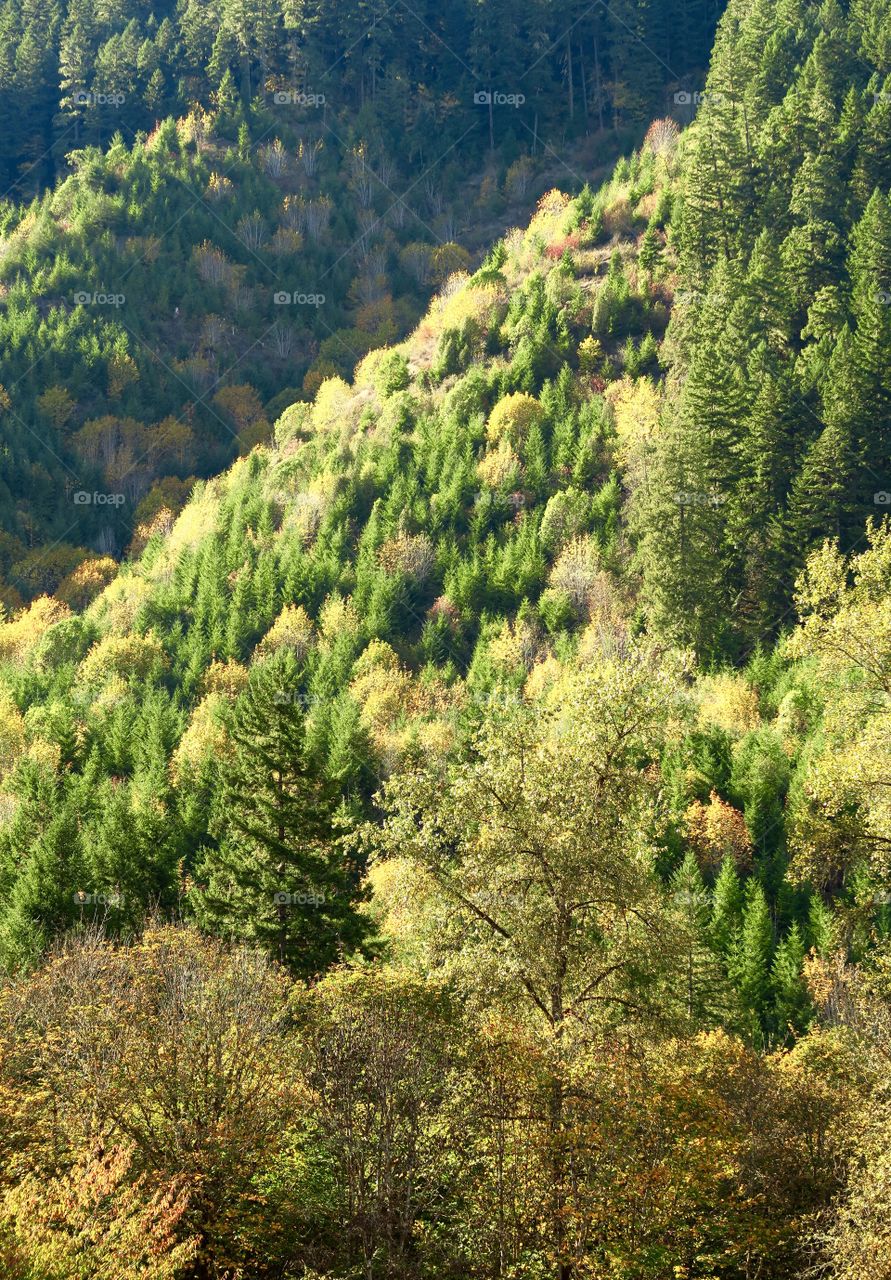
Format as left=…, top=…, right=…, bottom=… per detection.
left=732, top=878, right=774, bottom=1040
left=0, top=798, right=85, bottom=970
left=670, top=850, right=736, bottom=1027
left=710, top=856, right=744, bottom=957
left=771, top=921, right=811, bottom=1039
left=192, top=652, right=369, bottom=974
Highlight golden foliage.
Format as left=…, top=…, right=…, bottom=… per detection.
left=256, top=605, right=315, bottom=661
left=377, top=532, right=435, bottom=582
left=157, top=482, right=220, bottom=563
left=0, top=596, right=71, bottom=663
left=319, top=594, right=360, bottom=644
left=431, top=242, right=472, bottom=283
left=36, top=385, right=75, bottom=427
left=311, top=377, right=353, bottom=433
left=436, top=278, right=500, bottom=335
left=170, top=694, right=229, bottom=784
left=77, top=631, right=167, bottom=690
left=606, top=375, right=662, bottom=477
left=128, top=507, right=176, bottom=559
left=202, top=659, right=249, bottom=699
left=684, top=790, right=753, bottom=872
left=213, top=383, right=266, bottom=432
left=477, top=439, right=522, bottom=489
left=485, top=392, right=544, bottom=446
left=697, top=673, right=761, bottom=737
left=55, top=557, right=118, bottom=610
left=0, top=1144, right=198, bottom=1280
left=0, top=688, right=26, bottom=779
left=350, top=662, right=413, bottom=734
left=525, top=188, right=571, bottom=245
left=107, top=353, right=139, bottom=400
left=549, top=536, right=603, bottom=615
left=488, top=614, right=544, bottom=673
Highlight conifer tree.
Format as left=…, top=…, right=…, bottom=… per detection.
left=710, top=856, right=744, bottom=957
left=733, top=878, right=774, bottom=1039
left=771, top=921, right=811, bottom=1038
left=192, top=651, right=369, bottom=975
left=671, top=850, right=737, bottom=1027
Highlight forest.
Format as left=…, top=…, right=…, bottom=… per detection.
left=1, top=0, right=891, bottom=1276
left=0, top=0, right=720, bottom=586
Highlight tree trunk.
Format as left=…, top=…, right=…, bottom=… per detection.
left=593, top=37, right=604, bottom=132
left=549, top=984, right=571, bottom=1279
left=580, top=45, right=589, bottom=129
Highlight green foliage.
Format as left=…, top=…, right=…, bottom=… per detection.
left=190, top=655, right=367, bottom=973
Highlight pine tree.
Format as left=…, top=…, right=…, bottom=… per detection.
left=57, top=20, right=94, bottom=145
left=734, top=371, right=806, bottom=636
left=638, top=224, right=663, bottom=277
left=0, top=804, right=85, bottom=970
left=807, top=893, right=835, bottom=954
left=771, top=921, right=811, bottom=1039
left=671, top=850, right=736, bottom=1027
left=852, top=83, right=891, bottom=205
left=785, top=410, right=860, bottom=558
left=710, top=856, right=744, bottom=957
left=844, top=190, right=891, bottom=489
left=192, top=652, right=369, bottom=974
left=732, top=878, right=774, bottom=1040
left=84, top=780, right=180, bottom=930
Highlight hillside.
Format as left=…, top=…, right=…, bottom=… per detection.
left=1, top=0, right=891, bottom=1277
left=0, top=113, right=629, bottom=601
left=0, top=0, right=726, bottom=601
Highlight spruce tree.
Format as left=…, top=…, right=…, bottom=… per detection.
left=771, top=921, right=811, bottom=1039
left=710, top=856, right=744, bottom=957
left=192, top=652, right=369, bottom=975
left=671, top=850, right=736, bottom=1027
left=733, top=879, right=774, bottom=1040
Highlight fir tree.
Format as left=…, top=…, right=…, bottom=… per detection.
left=710, top=856, right=744, bottom=957
left=732, top=878, right=774, bottom=1040
left=192, top=652, right=369, bottom=974
left=771, top=921, right=811, bottom=1039
left=671, top=850, right=737, bottom=1027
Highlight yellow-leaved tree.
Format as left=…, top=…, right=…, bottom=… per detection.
left=366, top=646, right=689, bottom=1277
left=787, top=521, right=891, bottom=890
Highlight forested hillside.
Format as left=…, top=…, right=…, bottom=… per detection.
left=1, top=0, right=891, bottom=1277
left=1, top=0, right=721, bottom=191
left=0, top=0, right=723, bottom=594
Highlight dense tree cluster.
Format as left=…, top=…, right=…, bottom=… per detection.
left=633, top=0, right=891, bottom=658
left=0, top=0, right=709, bottom=599
left=0, top=0, right=722, bottom=194
left=0, top=0, right=891, bottom=1274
